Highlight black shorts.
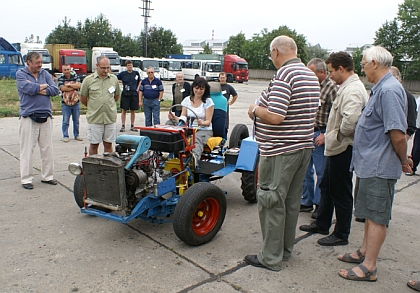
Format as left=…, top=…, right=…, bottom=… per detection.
left=120, top=93, right=139, bottom=111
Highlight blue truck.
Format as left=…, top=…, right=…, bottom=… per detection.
left=0, top=37, right=25, bottom=79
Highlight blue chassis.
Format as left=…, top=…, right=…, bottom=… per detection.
left=80, top=134, right=259, bottom=224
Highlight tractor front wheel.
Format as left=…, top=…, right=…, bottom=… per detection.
left=173, top=182, right=226, bottom=246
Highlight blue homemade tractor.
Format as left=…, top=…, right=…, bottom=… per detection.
left=68, top=108, right=258, bottom=246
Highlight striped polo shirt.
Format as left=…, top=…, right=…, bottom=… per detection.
left=255, top=58, right=320, bottom=156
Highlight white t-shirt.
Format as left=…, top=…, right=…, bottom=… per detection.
left=181, top=96, right=214, bottom=130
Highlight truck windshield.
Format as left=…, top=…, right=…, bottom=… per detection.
left=206, top=63, right=221, bottom=72
left=143, top=60, right=159, bottom=72
left=237, top=62, right=248, bottom=70
left=42, top=55, right=52, bottom=64
left=65, top=56, right=86, bottom=64
left=109, top=57, right=120, bottom=66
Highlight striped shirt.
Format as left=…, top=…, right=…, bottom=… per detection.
left=255, top=58, right=320, bottom=156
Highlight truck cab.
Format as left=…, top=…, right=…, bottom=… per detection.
left=59, top=49, right=87, bottom=78
left=0, top=37, right=25, bottom=79
left=16, top=43, right=52, bottom=70
left=222, top=54, right=248, bottom=83
left=92, top=47, right=121, bottom=74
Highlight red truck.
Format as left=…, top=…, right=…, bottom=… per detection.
left=58, top=49, right=87, bottom=76
left=221, top=54, right=248, bottom=83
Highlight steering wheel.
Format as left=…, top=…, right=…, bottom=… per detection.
left=169, top=104, right=199, bottom=126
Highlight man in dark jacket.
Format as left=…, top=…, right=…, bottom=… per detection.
left=171, top=72, right=191, bottom=116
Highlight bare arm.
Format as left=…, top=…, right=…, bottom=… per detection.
left=80, top=95, right=88, bottom=106
left=390, top=129, right=413, bottom=172
left=248, top=104, right=285, bottom=125
left=229, top=95, right=238, bottom=105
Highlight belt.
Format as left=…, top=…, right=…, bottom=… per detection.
left=314, top=126, right=326, bottom=132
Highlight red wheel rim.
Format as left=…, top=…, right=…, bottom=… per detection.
left=191, top=198, right=220, bottom=236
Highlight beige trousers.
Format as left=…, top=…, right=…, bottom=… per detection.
left=19, top=117, right=54, bottom=184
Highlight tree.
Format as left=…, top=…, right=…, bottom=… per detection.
left=201, top=42, right=213, bottom=54
left=306, top=43, right=329, bottom=61
left=374, top=19, right=404, bottom=72
left=397, top=0, right=420, bottom=79
left=25, top=34, right=43, bottom=44
left=241, top=26, right=308, bottom=70
left=223, top=33, right=247, bottom=56
left=351, top=47, right=364, bottom=76
left=142, top=26, right=183, bottom=58
left=45, top=17, right=79, bottom=46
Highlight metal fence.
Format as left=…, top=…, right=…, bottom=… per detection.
left=249, top=69, right=420, bottom=93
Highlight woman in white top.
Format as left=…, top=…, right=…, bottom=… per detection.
left=168, top=78, right=214, bottom=165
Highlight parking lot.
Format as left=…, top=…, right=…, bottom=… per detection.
left=1, top=79, right=420, bottom=293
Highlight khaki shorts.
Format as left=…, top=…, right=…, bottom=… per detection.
left=354, top=177, right=396, bottom=225
left=87, top=123, right=116, bottom=144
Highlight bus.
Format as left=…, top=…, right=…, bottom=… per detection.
left=157, top=58, right=182, bottom=80
left=120, top=56, right=161, bottom=79
left=180, top=59, right=222, bottom=81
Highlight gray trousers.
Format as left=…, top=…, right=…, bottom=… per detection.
left=257, top=148, right=312, bottom=270
left=193, top=129, right=213, bottom=162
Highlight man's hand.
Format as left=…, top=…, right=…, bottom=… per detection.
left=402, top=157, right=413, bottom=173
left=315, top=133, right=325, bottom=146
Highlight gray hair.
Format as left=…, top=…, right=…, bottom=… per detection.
left=307, top=58, right=326, bottom=72
left=97, top=55, right=109, bottom=63
left=26, top=51, right=41, bottom=62
left=363, top=46, right=393, bottom=68
left=270, top=35, right=297, bottom=55
left=389, top=66, right=402, bottom=82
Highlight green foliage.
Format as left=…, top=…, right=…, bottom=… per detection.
left=223, top=33, right=247, bottom=55
left=46, top=15, right=182, bottom=59
left=241, top=26, right=308, bottom=70
left=201, top=43, right=213, bottom=54
left=306, top=43, right=329, bottom=61
left=352, top=47, right=364, bottom=76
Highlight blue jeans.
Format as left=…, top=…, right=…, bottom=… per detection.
left=143, top=98, right=160, bottom=126
left=301, top=130, right=327, bottom=206
left=62, top=103, right=80, bottom=138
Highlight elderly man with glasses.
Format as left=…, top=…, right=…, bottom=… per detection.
left=138, top=66, right=164, bottom=126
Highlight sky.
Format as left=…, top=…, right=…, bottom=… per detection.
left=2, top=0, right=404, bottom=52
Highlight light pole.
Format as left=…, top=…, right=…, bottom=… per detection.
left=139, top=0, right=153, bottom=57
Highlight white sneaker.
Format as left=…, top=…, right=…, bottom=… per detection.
left=63, top=138, right=69, bottom=142
left=75, top=137, right=83, bottom=141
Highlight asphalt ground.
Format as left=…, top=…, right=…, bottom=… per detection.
left=1, top=80, right=420, bottom=293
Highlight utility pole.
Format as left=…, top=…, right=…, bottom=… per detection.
left=140, top=0, right=153, bottom=57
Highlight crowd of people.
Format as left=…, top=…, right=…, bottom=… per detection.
left=15, top=37, right=420, bottom=289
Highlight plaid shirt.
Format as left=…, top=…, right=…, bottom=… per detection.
left=315, top=76, right=337, bottom=128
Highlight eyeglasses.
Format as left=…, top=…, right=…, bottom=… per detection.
left=147, top=72, right=154, bottom=74
left=99, top=66, right=110, bottom=70
left=268, top=48, right=276, bottom=61
left=360, top=62, right=369, bottom=69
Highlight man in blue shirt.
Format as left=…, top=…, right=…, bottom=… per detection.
left=138, top=66, right=164, bottom=126
left=337, top=46, right=412, bottom=282
left=117, top=60, right=140, bottom=132
left=16, top=52, right=60, bottom=190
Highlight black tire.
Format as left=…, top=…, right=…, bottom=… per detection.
left=73, top=175, right=85, bottom=208
left=173, top=182, right=227, bottom=246
left=241, top=166, right=258, bottom=203
left=228, top=124, right=249, bottom=148
left=227, top=75, right=233, bottom=83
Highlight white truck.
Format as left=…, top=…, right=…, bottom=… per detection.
left=17, top=43, right=52, bottom=70
left=92, top=47, right=121, bottom=74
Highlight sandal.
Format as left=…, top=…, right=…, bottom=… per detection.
left=408, top=280, right=420, bottom=292
left=338, top=249, right=365, bottom=264
left=338, top=264, right=377, bottom=282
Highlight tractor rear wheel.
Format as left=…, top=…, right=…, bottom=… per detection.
left=228, top=124, right=249, bottom=148
left=173, top=182, right=226, bottom=246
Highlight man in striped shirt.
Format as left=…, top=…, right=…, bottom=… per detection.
left=244, top=35, right=319, bottom=271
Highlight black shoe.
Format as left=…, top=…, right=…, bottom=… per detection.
left=299, top=221, right=329, bottom=235
left=300, top=204, right=313, bottom=212
left=317, top=234, right=348, bottom=246
left=22, top=183, right=33, bottom=190
left=355, top=218, right=366, bottom=223
left=120, top=126, right=125, bottom=132
left=311, top=205, right=319, bottom=219
left=41, top=179, right=57, bottom=185
left=244, top=255, right=266, bottom=268
left=130, top=125, right=138, bottom=132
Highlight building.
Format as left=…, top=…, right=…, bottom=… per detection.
left=182, top=39, right=228, bottom=55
